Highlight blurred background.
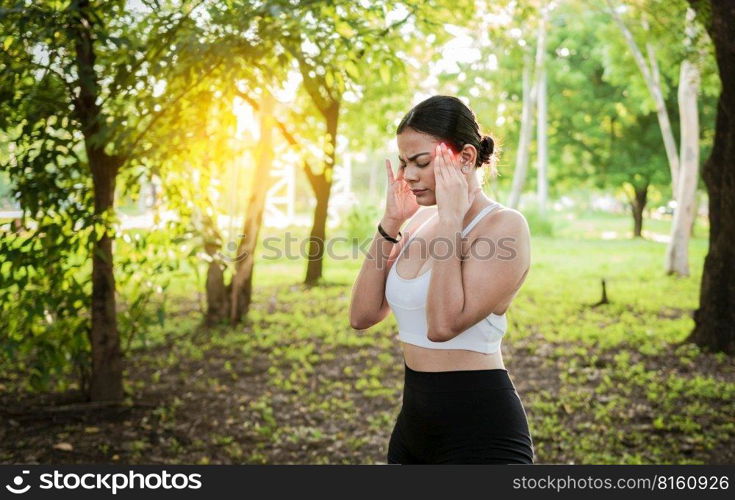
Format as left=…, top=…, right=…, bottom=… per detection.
left=1, top=0, right=733, bottom=464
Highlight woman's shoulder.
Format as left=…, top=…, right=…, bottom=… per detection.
left=477, top=205, right=530, bottom=240
left=494, top=206, right=529, bottom=228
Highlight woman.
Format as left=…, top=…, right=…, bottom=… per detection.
left=349, top=95, right=534, bottom=464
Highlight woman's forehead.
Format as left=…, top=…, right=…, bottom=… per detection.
left=397, top=130, right=438, bottom=156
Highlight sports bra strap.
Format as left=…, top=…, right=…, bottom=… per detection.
left=460, top=202, right=502, bottom=237
left=397, top=202, right=502, bottom=258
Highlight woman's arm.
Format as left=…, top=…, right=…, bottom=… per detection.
left=348, top=215, right=405, bottom=330
left=349, top=209, right=434, bottom=329
left=425, top=209, right=530, bottom=341
left=350, top=158, right=423, bottom=329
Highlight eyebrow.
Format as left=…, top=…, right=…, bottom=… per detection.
left=399, top=152, right=431, bottom=162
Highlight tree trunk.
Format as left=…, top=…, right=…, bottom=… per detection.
left=199, top=133, right=230, bottom=325
left=606, top=0, right=681, bottom=194
left=686, top=0, right=735, bottom=354
left=204, top=239, right=229, bottom=326
left=71, top=0, right=123, bottom=401
left=536, top=60, right=548, bottom=214
left=509, top=7, right=547, bottom=210
left=508, top=52, right=537, bottom=209
left=665, top=57, right=700, bottom=276
left=88, top=155, right=123, bottom=401
left=229, top=93, right=275, bottom=323
left=304, top=103, right=339, bottom=286
left=690, top=191, right=700, bottom=237
left=630, top=184, right=648, bottom=238
left=645, top=39, right=681, bottom=194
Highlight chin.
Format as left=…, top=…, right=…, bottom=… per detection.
left=415, top=192, right=436, bottom=206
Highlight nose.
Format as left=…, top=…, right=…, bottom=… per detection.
left=403, top=165, right=420, bottom=182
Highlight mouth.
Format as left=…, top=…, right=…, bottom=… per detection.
left=411, top=189, right=428, bottom=195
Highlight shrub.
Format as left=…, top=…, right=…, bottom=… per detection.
left=524, top=209, right=555, bottom=237
left=342, top=204, right=381, bottom=243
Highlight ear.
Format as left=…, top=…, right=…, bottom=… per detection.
left=460, top=144, right=477, bottom=166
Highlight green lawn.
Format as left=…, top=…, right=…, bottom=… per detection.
left=2, top=210, right=733, bottom=465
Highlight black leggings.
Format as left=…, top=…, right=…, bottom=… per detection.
left=387, top=362, right=534, bottom=464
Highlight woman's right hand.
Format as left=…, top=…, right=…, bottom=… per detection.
left=383, top=159, right=420, bottom=226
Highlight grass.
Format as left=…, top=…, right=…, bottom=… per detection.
left=2, top=209, right=733, bottom=465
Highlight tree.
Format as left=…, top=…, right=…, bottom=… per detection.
left=542, top=1, right=670, bottom=236
left=605, top=0, right=715, bottom=273
left=0, top=0, right=218, bottom=400
left=264, top=0, right=465, bottom=286
left=278, top=1, right=418, bottom=286
left=664, top=7, right=707, bottom=276
left=605, top=0, right=681, bottom=191
left=507, top=1, right=550, bottom=209
left=685, top=0, right=735, bottom=354
left=536, top=2, right=551, bottom=214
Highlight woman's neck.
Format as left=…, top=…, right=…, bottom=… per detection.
left=461, top=191, right=495, bottom=230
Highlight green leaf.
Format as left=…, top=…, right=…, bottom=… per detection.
left=379, top=64, right=390, bottom=85
left=335, top=22, right=355, bottom=38
left=344, top=60, right=360, bottom=80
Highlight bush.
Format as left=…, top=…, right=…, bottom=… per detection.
left=524, top=209, right=555, bottom=237
left=342, top=204, right=382, bottom=243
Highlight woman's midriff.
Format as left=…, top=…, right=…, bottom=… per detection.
left=401, top=342, right=506, bottom=372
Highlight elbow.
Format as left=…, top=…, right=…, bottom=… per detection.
left=350, top=318, right=369, bottom=330
left=426, top=327, right=453, bottom=343
left=349, top=313, right=376, bottom=331
left=349, top=304, right=366, bottom=330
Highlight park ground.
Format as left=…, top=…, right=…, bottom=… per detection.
left=1, top=211, right=734, bottom=464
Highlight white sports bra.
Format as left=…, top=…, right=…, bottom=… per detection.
left=384, top=202, right=507, bottom=354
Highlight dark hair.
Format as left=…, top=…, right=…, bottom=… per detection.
left=396, top=95, right=498, bottom=176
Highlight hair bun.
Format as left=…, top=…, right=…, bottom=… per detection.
left=478, top=135, right=494, bottom=164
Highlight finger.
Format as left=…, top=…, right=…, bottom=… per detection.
left=447, top=148, right=460, bottom=179
left=442, top=142, right=452, bottom=164
left=385, top=159, right=394, bottom=183
left=434, top=144, right=445, bottom=182
left=439, top=143, right=453, bottom=179
left=448, top=148, right=463, bottom=180
left=396, top=163, right=405, bottom=181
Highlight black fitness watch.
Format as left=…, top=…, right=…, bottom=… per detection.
left=378, top=223, right=402, bottom=244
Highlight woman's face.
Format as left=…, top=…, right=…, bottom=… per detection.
left=396, top=129, right=441, bottom=205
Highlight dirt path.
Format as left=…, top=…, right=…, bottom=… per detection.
left=1, top=322, right=733, bottom=465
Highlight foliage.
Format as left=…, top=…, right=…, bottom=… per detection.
left=340, top=204, right=382, bottom=242
left=0, top=0, right=215, bottom=392
left=4, top=213, right=731, bottom=464
left=524, top=208, right=556, bottom=237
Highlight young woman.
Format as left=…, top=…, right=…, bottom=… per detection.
left=349, top=95, right=534, bottom=464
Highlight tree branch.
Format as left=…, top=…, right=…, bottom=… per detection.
left=233, top=87, right=320, bottom=186
left=126, top=56, right=225, bottom=162
left=98, top=0, right=207, bottom=109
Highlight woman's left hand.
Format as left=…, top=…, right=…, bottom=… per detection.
left=434, top=142, right=478, bottom=225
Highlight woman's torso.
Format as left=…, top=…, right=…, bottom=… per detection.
left=390, top=202, right=513, bottom=372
